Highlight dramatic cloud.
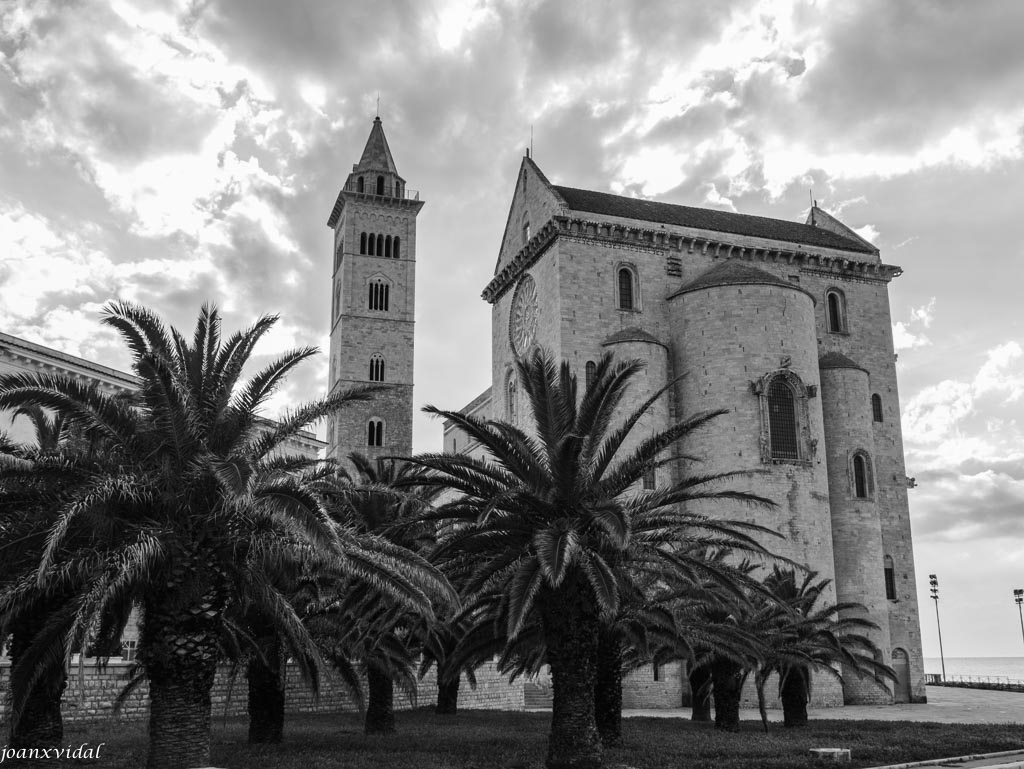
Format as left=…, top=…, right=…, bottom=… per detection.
left=2, top=0, right=1023, bottom=653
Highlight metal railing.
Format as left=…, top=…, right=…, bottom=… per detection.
left=926, top=673, right=1024, bottom=691
left=344, top=181, right=420, bottom=200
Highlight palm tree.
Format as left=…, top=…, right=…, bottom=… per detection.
left=0, top=302, right=399, bottom=769
left=0, top=406, right=100, bottom=748
left=592, top=521, right=778, bottom=745
left=405, top=349, right=775, bottom=769
left=332, top=452, right=450, bottom=735
left=752, top=567, right=895, bottom=730
left=678, top=559, right=768, bottom=732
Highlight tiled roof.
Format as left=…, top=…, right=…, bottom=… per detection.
left=601, top=327, right=664, bottom=347
left=818, top=352, right=866, bottom=371
left=669, top=259, right=809, bottom=300
left=553, top=186, right=876, bottom=254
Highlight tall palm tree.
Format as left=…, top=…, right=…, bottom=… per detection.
left=752, top=567, right=895, bottom=729
left=0, top=302, right=408, bottom=769
left=405, top=349, right=774, bottom=769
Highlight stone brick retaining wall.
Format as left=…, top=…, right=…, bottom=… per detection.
left=0, top=658, right=523, bottom=725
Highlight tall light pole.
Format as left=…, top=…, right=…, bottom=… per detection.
left=1014, top=589, right=1024, bottom=649
left=930, top=574, right=946, bottom=681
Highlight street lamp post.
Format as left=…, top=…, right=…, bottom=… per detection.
left=1014, top=589, right=1024, bottom=649
left=930, top=574, right=946, bottom=681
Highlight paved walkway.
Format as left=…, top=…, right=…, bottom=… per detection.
left=620, top=685, right=1024, bottom=724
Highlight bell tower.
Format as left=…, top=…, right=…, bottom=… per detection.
left=326, top=116, right=424, bottom=466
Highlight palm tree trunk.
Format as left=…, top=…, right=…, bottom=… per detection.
left=780, top=667, right=809, bottom=728
left=247, top=644, right=284, bottom=743
left=365, top=663, right=396, bottom=734
left=538, top=581, right=602, bottom=769
left=711, top=657, right=746, bottom=732
left=146, top=659, right=218, bottom=769
left=594, top=626, right=622, bottom=747
left=436, top=677, right=460, bottom=715
left=756, top=677, right=769, bottom=733
left=688, top=664, right=713, bottom=722
left=8, top=605, right=66, bottom=749
left=142, top=590, right=221, bottom=769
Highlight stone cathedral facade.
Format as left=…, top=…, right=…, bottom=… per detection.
left=445, top=155, right=926, bottom=706
left=327, top=121, right=925, bottom=706
left=325, top=117, right=423, bottom=468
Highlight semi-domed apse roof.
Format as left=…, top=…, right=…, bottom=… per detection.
left=668, top=259, right=813, bottom=301
left=818, top=351, right=867, bottom=372
left=601, top=327, right=665, bottom=347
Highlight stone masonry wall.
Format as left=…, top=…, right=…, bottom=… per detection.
left=0, top=659, right=523, bottom=726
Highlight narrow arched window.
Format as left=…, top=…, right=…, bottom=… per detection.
left=384, top=235, right=392, bottom=259
left=360, top=232, right=367, bottom=254
left=884, top=555, right=896, bottom=600
left=367, top=418, right=384, bottom=447
left=357, top=176, right=364, bottom=193
left=768, top=379, right=799, bottom=460
left=506, top=375, right=518, bottom=424
left=853, top=452, right=871, bottom=498
left=872, top=393, right=883, bottom=423
left=369, top=354, right=385, bottom=382
left=393, top=236, right=400, bottom=259
left=826, top=289, right=847, bottom=333
left=585, top=361, right=596, bottom=389
left=368, top=279, right=390, bottom=311
left=376, top=175, right=385, bottom=195
left=367, top=232, right=375, bottom=255
left=376, top=233, right=384, bottom=256
left=522, top=219, right=530, bottom=245
left=334, top=241, right=343, bottom=272
left=617, top=268, right=635, bottom=310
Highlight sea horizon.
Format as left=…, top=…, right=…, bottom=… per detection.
left=924, top=656, right=1024, bottom=680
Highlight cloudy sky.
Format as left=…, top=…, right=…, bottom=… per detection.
left=3, top=0, right=1024, bottom=660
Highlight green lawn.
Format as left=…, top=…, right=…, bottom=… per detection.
left=49, top=709, right=1024, bottom=769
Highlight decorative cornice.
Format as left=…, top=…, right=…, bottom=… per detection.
left=481, top=219, right=562, bottom=303
left=326, top=190, right=425, bottom=229
left=481, top=215, right=902, bottom=304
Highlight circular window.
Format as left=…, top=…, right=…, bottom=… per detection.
left=509, top=274, right=539, bottom=356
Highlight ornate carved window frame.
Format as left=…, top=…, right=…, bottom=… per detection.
left=752, top=368, right=817, bottom=465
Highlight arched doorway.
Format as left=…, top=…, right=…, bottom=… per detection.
left=892, top=648, right=911, bottom=703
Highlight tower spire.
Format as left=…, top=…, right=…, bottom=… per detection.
left=354, top=116, right=400, bottom=176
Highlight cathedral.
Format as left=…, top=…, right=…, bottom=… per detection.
left=328, top=119, right=926, bottom=706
